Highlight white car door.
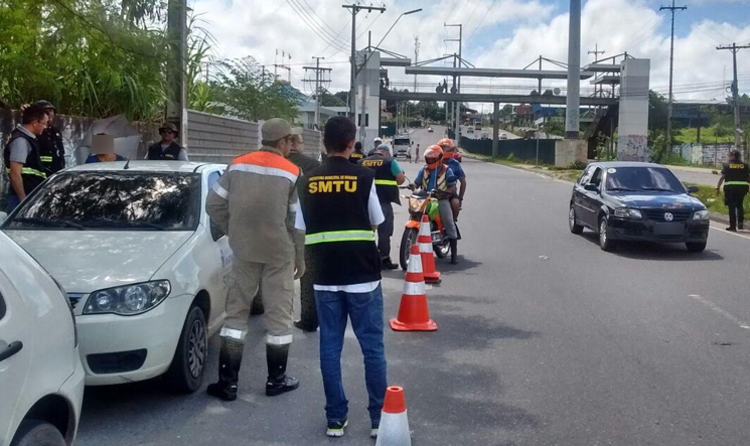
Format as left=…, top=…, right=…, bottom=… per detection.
left=204, top=168, right=231, bottom=330
left=0, top=271, right=31, bottom=445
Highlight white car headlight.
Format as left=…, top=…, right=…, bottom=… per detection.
left=693, top=210, right=710, bottom=220
left=614, top=208, right=642, bottom=219
left=84, top=280, right=171, bottom=315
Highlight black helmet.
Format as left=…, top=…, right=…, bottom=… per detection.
left=33, top=100, right=56, bottom=111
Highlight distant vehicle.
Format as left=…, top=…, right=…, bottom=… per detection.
left=393, top=135, right=412, bottom=160
left=500, top=133, right=508, bottom=140
left=0, top=230, right=84, bottom=446
left=2, top=161, right=232, bottom=393
left=427, top=127, right=434, bottom=133
left=481, top=132, right=489, bottom=140
left=475, top=123, right=482, bottom=130
left=569, top=162, right=710, bottom=252
left=467, top=127, right=474, bottom=134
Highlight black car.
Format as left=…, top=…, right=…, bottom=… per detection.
left=569, top=162, right=710, bottom=252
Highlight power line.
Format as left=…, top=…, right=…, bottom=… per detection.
left=299, top=0, right=351, bottom=47
left=465, top=0, right=497, bottom=46
left=286, top=0, right=349, bottom=53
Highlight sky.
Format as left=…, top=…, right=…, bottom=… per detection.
left=191, top=0, right=750, bottom=105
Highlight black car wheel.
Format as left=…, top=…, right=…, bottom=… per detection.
left=599, top=217, right=617, bottom=252
left=686, top=241, right=707, bottom=253
left=569, top=205, right=584, bottom=234
left=164, top=304, right=207, bottom=394
left=11, top=420, right=65, bottom=446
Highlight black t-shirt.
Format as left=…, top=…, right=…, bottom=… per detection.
left=721, top=162, right=750, bottom=184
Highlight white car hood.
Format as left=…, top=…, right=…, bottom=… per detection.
left=5, top=230, right=192, bottom=293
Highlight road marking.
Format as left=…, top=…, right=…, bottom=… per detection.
left=689, top=294, right=750, bottom=330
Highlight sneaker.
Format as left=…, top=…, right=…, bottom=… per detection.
left=266, top=375, right=299, bottom=397
left=326, top=419, right=348, bottom=437
left=727, top=226, right=737, bottom=232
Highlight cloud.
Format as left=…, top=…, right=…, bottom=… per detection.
left=192, top=0, right=750, bottom=103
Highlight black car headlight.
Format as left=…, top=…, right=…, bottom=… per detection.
left=614, top=208, right=642, bottom=219
left=84, top=281, right=171, bottom=316
left=693, top=210, right=710, bottom=221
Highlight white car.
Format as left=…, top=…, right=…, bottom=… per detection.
left=0, top=230, right=84, bottom=446
left=2, top=161, right=232, bottom=393
left=500, top=133, right=508, bottom=140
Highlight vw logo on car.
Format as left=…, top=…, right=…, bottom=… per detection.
left=664, top=212, right=674, bottom=222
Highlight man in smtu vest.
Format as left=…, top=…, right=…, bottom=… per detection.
left=205, top=118, right=304, bottom=401
left=412, top=145, right=460, bottom=264
left=3, top=104, right=49, bottom=212
left=716, top=149, right=750, bottom=231
left=299, top=116, right=387, bottom=439
left=146, top=122, right=189, bottom=160
left=359, top=143, right=406, bottom=270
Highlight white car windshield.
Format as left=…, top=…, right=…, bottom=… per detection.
left=5, top=172, right=201, bottom=231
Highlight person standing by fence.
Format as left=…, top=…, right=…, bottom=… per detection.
left=3, top=104, right=49, bottom=212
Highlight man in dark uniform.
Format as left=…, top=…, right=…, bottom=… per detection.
left=299, top=116, right=387, bottom=439
left=287, top=128, right=321, bottom=332
left=349, top=141, right=365, bottom=164
left=717, top=149, right=750, bottom=231
left=359, top=143, right=406, bottom=270
left=3, top=105, right=49, bottom=211
left=146, top=122, right=189, bottom=160
left=32, top=101, right=66, bottom=174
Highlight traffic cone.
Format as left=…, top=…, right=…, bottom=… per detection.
left=390, top=244, right=437, bottom=331
left=375, top=386, right=411, bottom=446
left=418, top=214, right=441, bottom=284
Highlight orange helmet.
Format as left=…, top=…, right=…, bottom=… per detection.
left=437, top=138, right=455, bottom=150
left=424, top=145, right=444, bottom=170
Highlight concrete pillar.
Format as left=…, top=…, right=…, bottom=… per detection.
left=492, top=102, right=500, bottom=158
left=565, top=0, right=581, bottom=139
left=617, top=58, right=650, bottom=161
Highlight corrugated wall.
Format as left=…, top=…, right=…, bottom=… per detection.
left=186, top=110, right=259, bottom=164
left=301, top=127, right=323, bottom=158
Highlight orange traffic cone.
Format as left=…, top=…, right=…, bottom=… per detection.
left=390, top=244, right=437, bottom=331
left=418, top=214, right=441, bottom=284
left=375, top=386, right=411, bottom=446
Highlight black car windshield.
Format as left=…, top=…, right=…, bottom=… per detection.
left=605, top=167, right=685, bottom=193
left=5, top=171, right=201, bottom=231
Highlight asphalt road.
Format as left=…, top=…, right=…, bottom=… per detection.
left=77, top=128, right=750, bottom=445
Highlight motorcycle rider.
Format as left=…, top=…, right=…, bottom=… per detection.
left=411, top=145, right=459, bottom=264
left=438, top=138, right=466, bottom=222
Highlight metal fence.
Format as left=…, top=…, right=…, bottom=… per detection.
left=460, top=136, right=556, bottom=165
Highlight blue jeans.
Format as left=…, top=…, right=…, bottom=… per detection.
left=315, top=284, right=387, bottom=425
left=5, top=195, right=20, bottom=213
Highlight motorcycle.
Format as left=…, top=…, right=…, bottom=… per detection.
left=399, top=188, right=452, bottom=270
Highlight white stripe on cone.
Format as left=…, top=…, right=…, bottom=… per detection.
left=375, top=411, right=411, bottom=446
left=419, top=242, right=432, bottom=253
left=418, top=219, right=431, bottom=237
left=402, top=281, right=426, bottom=296
left=407, top=250, right=423, bottom=273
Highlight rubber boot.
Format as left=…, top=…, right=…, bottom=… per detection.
left=265, top=344, right=299, bottom=397
left=450, top=238, right=459, bottom=265
left=206, top=337, right=244, bottom=401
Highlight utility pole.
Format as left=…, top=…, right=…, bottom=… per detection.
left=343, top=3, right=386, bottom=123
left=166, top=0, right=187, bottom=145
left=717, top=42, right=750, bottom=155
left=303, top=57, right=332, bottom=130
left=588, top=43, right=605, bottom=62
left=565, top=0, right=581, bottom=139
left=445, top=23, right=462, bottom=143
left=414, top=36, right=420, bottom=92
left=660, top=1, right=687, bottom=152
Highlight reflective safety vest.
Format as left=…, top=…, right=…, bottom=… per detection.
left=37, top=126, right=66, bottom=174
left=359, top=154, right=400, bottom=204
left=147, top=142, right=183, bottom=160
left=421, top=165, right=449, bottom=192
left=3, top=128, right=46, bottom=197
left=723, top=162, right=750, bottom=187
left=302, top=156, right=382, bottom=286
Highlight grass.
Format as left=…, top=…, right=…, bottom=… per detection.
left=675, top=127, right=734, bottom=145
left=686, top=183, right=750, bottom=217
